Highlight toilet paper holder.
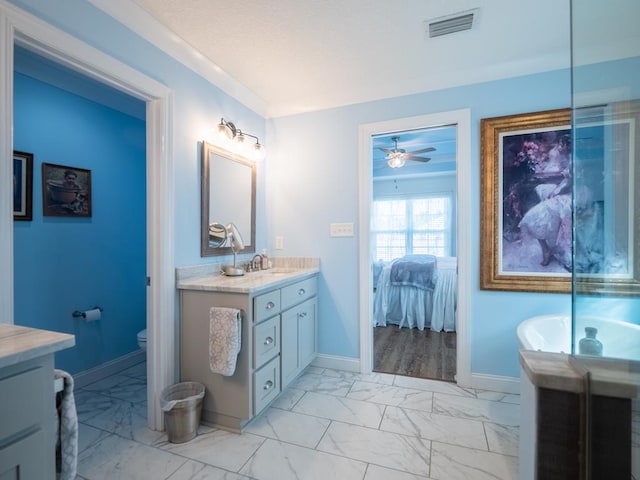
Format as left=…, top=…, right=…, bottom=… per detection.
left=72, top=307, right=103, bottom=318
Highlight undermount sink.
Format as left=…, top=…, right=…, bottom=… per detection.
left=261, top=268, right=297, bottom=275
left=247, top=267, right=298, bottom=276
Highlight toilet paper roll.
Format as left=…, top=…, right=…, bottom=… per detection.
left=83, top=308, right=101, bottom=322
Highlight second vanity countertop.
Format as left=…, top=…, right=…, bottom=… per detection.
left=0, top=323, right=75, bottom=370
left=177, top=266, right=320, bottom=294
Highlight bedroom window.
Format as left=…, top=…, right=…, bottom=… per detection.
left=372, top=196, right=451, bottom=261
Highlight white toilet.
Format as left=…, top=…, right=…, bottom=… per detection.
left=137, top=329, right=147, bottom=350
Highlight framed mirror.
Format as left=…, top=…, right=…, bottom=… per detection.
left=201, top=141, right=256, bottom=257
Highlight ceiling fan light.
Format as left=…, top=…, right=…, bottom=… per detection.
left=387, top=156, right=405, bottom=168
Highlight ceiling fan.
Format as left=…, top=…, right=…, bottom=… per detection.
left=379, top=136, right=436, bottom=168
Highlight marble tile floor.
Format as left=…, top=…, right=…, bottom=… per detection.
left=73, top=362, right=520, bottom=480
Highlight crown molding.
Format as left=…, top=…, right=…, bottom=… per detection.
left=87, top=0, right=268, bottom=117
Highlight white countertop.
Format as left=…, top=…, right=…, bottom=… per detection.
left=0, top=324, right=75, bottom=369
left=177, top=266, right=320, bottom=294
left=519, top=351, right=585, bottom=394
left=520, top=350, right=640, bottom=399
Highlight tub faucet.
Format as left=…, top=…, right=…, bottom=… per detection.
left=252, top=254, right=263, bottom=271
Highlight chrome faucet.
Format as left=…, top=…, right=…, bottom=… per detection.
left=252, top=254, right=263, bottom=271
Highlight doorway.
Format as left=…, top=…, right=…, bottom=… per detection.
left=370, top=126, right=458, bottom=381
left=358, top=110, right=472, bottom=387
left=1, top=5, right=173, bottom=430
left=13, top=44, right=148, bottom=377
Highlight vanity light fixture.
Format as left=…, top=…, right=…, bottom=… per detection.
left=217, top=118, right=266, bottom=160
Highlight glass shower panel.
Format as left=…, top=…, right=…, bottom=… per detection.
left=571, top=0, right=640, bottom=477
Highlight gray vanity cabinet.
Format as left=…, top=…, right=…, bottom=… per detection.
left=0, top=324, right=74, bottom=480
left=0, top=356, right=54, bottom=480
left=280, top=277, right=317, bottom=389
left=179, top=273, right=317, bottom=432
left=281, top=297, right=317, bottom=389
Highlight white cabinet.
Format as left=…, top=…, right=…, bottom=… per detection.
left=180, top=272, right=317, bottom=432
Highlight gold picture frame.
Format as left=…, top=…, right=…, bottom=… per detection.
left=480, top=108, right=572, bottom=293
left=573, top=100, right=640, bottom=296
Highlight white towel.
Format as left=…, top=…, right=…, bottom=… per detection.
left=209, top=307, right=242, bottom=376
left=54, top=369, right=78, bottom=480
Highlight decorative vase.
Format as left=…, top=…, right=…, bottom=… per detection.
left=578, top=327, right=603, bottom=356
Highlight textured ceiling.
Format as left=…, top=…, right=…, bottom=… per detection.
left=129, top=0, right=572, bottom=117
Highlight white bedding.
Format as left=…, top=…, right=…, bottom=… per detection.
left=373, top=256, right=457, bottom=332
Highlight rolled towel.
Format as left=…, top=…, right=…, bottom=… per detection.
left=209, top=307, right=242, bottom=376
left=54, top=369, right=78, bottom=480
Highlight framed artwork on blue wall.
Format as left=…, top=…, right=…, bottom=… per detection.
left=480, top=108, right=572, bottom=293
left=481, top=104, right=640, bottom=295
left=13, top=150, right=33, bottom=221
left=42, top=162, right=92, bottom=217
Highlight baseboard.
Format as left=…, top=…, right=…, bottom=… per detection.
left=312, top=354, right=361, bottom=373
left=73, top=349, right=146, bottom=389
left=462, top=372, right=521, bottom=395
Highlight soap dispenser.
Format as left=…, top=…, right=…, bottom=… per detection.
left=578, top=327, right=603, bottom=356
left=261, top=249, right=269, bottom=270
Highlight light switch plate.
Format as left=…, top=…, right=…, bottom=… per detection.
left=275, top=236, right=284, bottom=249
left=330, top=222, right=354, bottom=237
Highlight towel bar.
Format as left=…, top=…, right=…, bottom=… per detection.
left=54, top=376, right=64, bottom=394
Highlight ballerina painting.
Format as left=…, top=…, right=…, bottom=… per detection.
left=501, top=129, right=573, bottom=274
left=480, top=108, right=573, bottom=293
left=481, top=105, right=637, bottom=294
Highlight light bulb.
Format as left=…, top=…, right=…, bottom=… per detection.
left=234, top=133, right=249, bottom=156
left=217, top=122, right=230, bottom=140
left=387, top=155, right=405, bottom=168
left=253, top=142, right=266, bottom=160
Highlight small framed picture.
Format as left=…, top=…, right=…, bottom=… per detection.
left=13, top=151, right=33, bottom=221
left=42, top=163, right=92, bottom=217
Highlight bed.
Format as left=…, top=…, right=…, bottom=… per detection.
left=373, top=255, right=457, bottom=332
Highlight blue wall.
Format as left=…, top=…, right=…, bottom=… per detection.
left=6, top=0, right=268, bottom=269
left=6, top=0, right=267, bottom=375
left=13, top=72, right=147, bottom=374
left=267, top=70, right=574, bottom=378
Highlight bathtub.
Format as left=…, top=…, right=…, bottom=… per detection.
left=517, top=313, right=640, bottom=360
left=518, top=315, right=640, bottom=480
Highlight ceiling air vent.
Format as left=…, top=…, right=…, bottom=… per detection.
left=427, top=9, right=477, bottom=38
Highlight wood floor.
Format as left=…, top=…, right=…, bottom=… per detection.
left=373, top=325, right=456, bottom=382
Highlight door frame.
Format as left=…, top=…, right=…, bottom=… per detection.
left=358, top=109, right=472, bottom=387
left=0, top=1, right=174, bottom=430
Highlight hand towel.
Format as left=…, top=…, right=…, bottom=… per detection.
left=54, top=369, right=78, bottom=480
left=209, top=307, right=242, bottom=376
